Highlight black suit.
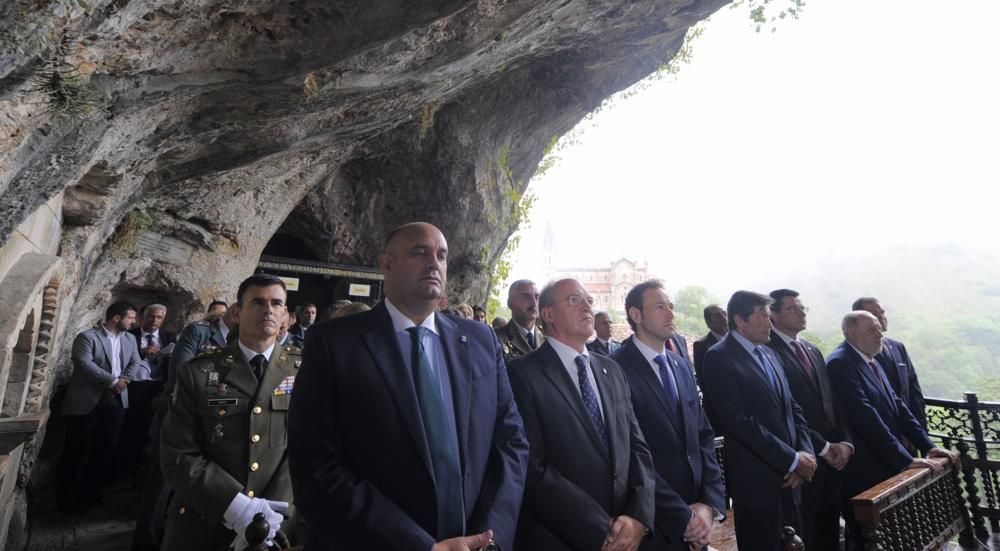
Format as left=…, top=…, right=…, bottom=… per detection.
left=587, top=338, right=621, bottom=356
left=769, top=333, right=848, bottom=551
left=509, top=341, right=655, bottom=550
left=288, top=303, right=529, bottom=551
left=877, top=337, right=927, bottom=430
left=611, top=340, right=725, bottom=550
left=692, top=332, right=722, bottom=434
left=702, top=334, right=814, bottom=550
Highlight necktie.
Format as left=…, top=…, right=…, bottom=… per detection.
left=145, top=334, right=154, bottom=347
left=653, top=354, right=680, bottom=416
left=869, top=360, right=890, bottom=395
left=250, top=354, right=267, bottom=382
left=790, top=340, right=818, bottom=384
left=407, top=327, right=464, bottom=538
left=525, top=330, right=536, bottom=349
left=666, top=337, right=678, bottom=355
left=754, top=347, right=781, bottom=398
left=575, top=355, right=609, bottom=451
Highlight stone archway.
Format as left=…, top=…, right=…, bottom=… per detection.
left=0, top=254, right=65, bottom=547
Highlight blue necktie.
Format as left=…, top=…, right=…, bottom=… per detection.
left=653, top=354, right=680, bottom=415
left=754, top=346, right=782, bottom=398
left=575, top=355, right=609, bottom=451
left=407, top=327, right=464, bottom=538
left=525, top=330, right=536, bottom=349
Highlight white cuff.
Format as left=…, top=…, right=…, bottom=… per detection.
left=108, top=378, right=119, bottom=389
left=223, top=492, right=252, bottom=529
left=818, top=442, right=831, bottom=457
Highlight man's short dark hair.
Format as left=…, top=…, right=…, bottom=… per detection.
left=236, top=274, right=287, bottom=305
left=852, top=296, right=879, bottom=311
left=703, top=304, right=721, bottom=324
left=301, top=303, right=318, bottom=311
left=105, top=301, right=137, bottom=321
left=727, top=291, right=773, bottom=330
left=473, top=305, right=486, bottom=314
left=624, top=279, right=666, bottom=331
left=768, top=289, right=800, bottom=312
left=207, top=300, right=227, bottom=312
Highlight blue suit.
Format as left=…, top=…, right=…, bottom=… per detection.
left=288, top=302, right=529, bottom=551
left=701, top=334, right=813, bottom=549
left=826, top=341, right=933, bottom=498
left=877, top=337, right=926, bottom=430
left=611, top=339, right=725, bottom=550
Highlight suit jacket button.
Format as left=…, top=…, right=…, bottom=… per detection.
left=179, top=507, right=186, bottom=515
left=253, top=405, right=263, bottom=414
left=246, top=490, right=254, bottom=498
left=251, top=434, right=260, bottom=443
left=250, top=462, right=259, bottom=471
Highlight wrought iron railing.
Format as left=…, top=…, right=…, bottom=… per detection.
left=925, top=392, right=1000, bottom=543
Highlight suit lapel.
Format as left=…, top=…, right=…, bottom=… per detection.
left=623, top=343, right=681, bottom=438
left=93, top=328, right=112, bottom=372
left=362, top=305, right=435, bottom=478
left=437, top=314, right=469, bottom=474
left=589, top=354, right=619, bottom=461
left=729, top=338, right=782, bottom=409
left=538, top=344, right=609, bottom=461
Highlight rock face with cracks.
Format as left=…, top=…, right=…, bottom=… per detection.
left=0, top=0, right=727, bottom=543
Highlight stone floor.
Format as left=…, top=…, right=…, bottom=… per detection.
left=26, top=479, right=137, bottom=551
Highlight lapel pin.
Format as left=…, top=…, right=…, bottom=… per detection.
left=602, top=368, right=608, bottom=375
left=460, top=335, right=467, bottom=343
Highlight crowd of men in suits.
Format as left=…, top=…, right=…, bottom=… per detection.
left=58, top=220, right=957, bottom=551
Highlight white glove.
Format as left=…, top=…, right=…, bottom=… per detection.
left=222, top=494, right=289, bottom=551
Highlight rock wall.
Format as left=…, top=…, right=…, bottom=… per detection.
left=0, top=0, right=728, bottom=543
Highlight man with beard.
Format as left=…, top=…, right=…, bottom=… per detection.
left=498, top=279, right=544, bottom=364
left=827, top=310, right=956, bottom=550
left=58, top=301, right=140, bottom=514
left=852, top=297, right=927, bottom=430
left=611, top=280, right=725, bottom=551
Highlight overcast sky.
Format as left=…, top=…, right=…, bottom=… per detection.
left=507, top=0, right=1000, bottom=296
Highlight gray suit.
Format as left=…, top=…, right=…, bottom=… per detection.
left=63, top=326, right=141, bottom=415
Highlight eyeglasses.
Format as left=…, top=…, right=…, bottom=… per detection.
left=560, top=295, right=595, bottom=307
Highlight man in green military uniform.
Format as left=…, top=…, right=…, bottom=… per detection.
left=160, top=274, right=299, bottom=551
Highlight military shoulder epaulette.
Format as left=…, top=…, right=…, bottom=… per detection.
left=283, top=345, right=303, bottom=355
left=194, top=320, right=210, bottom=326
left=193, top=347, right=225, bottom=360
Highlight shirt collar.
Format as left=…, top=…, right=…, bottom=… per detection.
left=546, top=336, right=589, bottom=367
left=730, top=331, right=759, bottom=355
left=711, top=331, right=727, bottom=341
left=772, top=328, right=797, bottom=346
left=384, top=298, right=438, bottom=336
left=238, top=340, right=275, bottom=363
left=141, top=328, right=160, bottom=339
left=849, top=343, right=876, bottom=363
left=632, top=337, right=666, bottom=363
left=512, top=320, right=534, bottom=338
left=101, top=325, right=121, bottom=340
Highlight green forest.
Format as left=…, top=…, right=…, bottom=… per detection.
left=670, top=243, right=1000, bottom=402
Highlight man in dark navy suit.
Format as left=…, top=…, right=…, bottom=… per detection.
left=826, top=310, right=956, bottom=550
left=768, top=289, right=852, bottom=551
left=288, top=222, right=529, bottom=551
left=702, top=291, right=816, bottom=550
left=852, top=297, right=927, bottom=430
left=509, top=278, right=654, bottom=551
left=692, top=305, right=727, bottom=434
left=612, top=280, right=725, bottom=551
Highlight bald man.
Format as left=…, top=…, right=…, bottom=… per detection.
left=289, top=222, right=528, bottom=551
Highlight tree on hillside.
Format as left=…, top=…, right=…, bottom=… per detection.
left=673, top=285, right=720, bottom=336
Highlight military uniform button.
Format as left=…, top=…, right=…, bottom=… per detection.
left=251, top=434, right=260, bottom=443
left=253, top=406, right=263, bottom=414
left=218, top=409, right=226, bottom=416
left=246, top=490, right=254, bottom=498
left=179, top=507, right=186, bottom=514
left=250, top=462, right=259, bottom=471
